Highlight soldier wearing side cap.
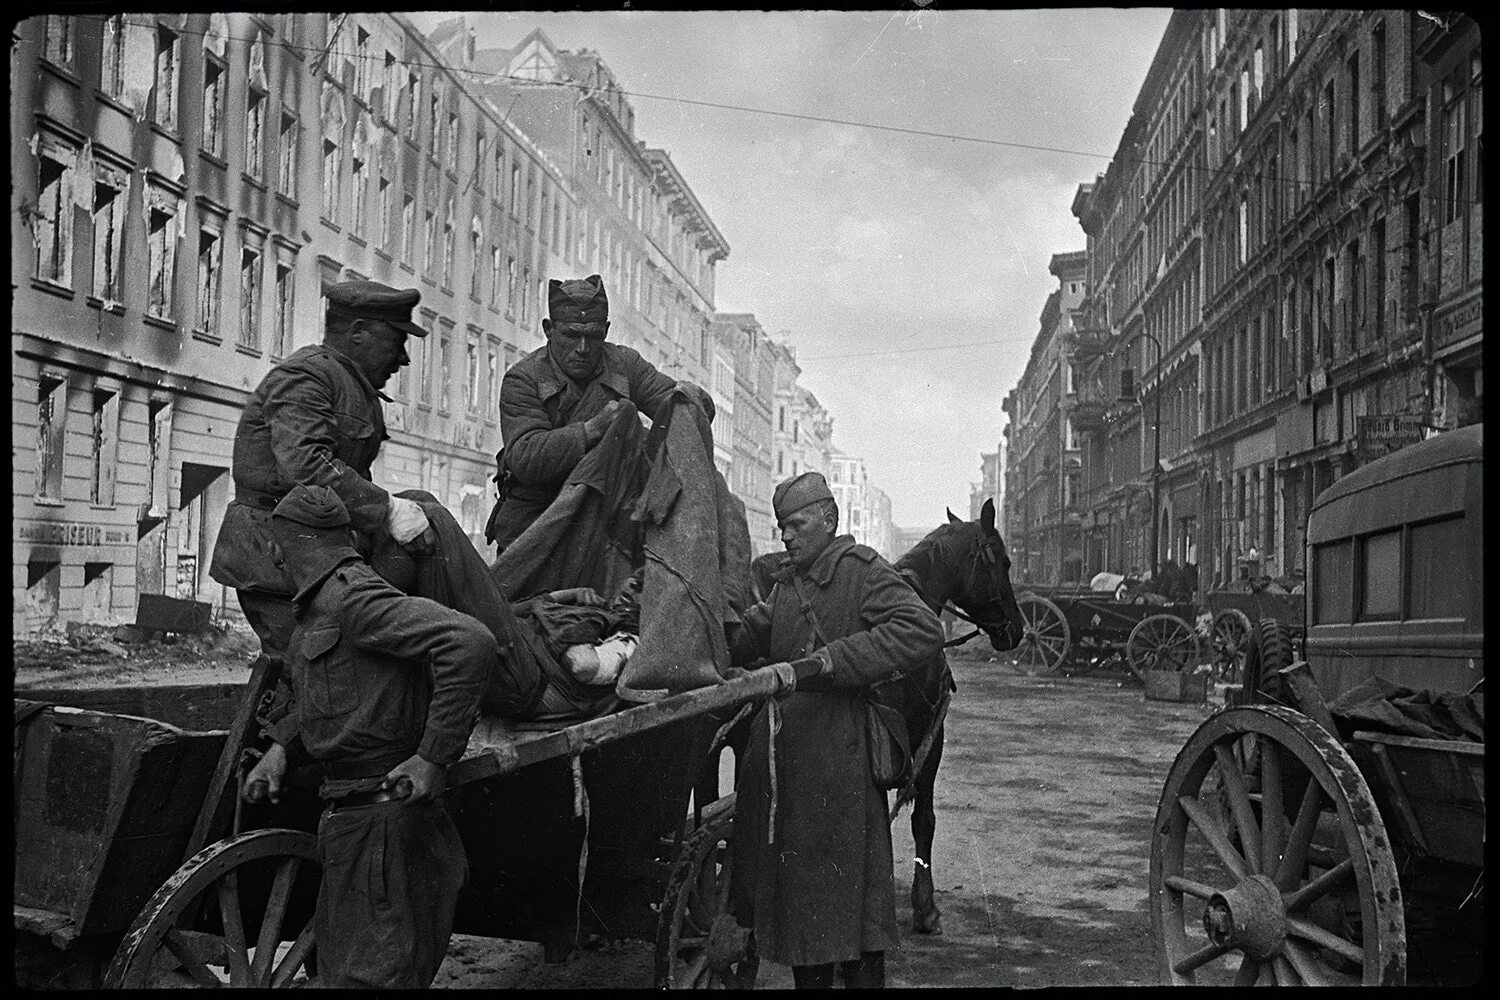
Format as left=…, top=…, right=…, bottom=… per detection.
left=728, top=472, right=944, bottom=990
left=246, top=485, right=490, bottom=988
left=487, top=273, right=717, bottom=550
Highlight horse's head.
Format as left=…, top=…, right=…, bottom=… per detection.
left=898, top=499, right=1025, bottom=652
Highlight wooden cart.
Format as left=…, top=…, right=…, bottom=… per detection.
left=1147, top=425, right=1485, bottom=986
left=1004, top=583, right=1203, bottom=681
left=14, top=660, right=781, bottom=989
left=1203, top=586, right=1305, bottom=687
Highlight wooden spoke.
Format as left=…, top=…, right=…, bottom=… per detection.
left=1273, top=955, right=1298, bottom=986
left=217, top=872, right=251, bottom=987
left=1274, top=779, right=1324, bottom=890
left=269, top=922, right=317, bottom=989
left=1163, top=874, right=1217, bottom=900
left=1178, top=795, right=1250, bottom=880
left=250, top=857, right=302, bottom=985
left=1282, top=938, right=1331, bottom=987
left=1259, top=741, right=1284, bottom=875
left=678, top=951, right=709, bottom=988
left=1286, top=916, right=1364, bottom=966
left=1282, top=858, right=1355, bottom=913
left=1212, top=743, right=1261, bottom=875
left=1172, top=940, right=1232, bottom=975
left=1232, top=956, right=1261, bottom=987
left=164, top=928, right=225, bottom=987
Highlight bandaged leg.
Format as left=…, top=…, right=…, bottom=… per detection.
left=564, top=633, right=638, bottom=686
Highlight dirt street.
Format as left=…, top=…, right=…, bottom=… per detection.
left=433, top=647, right=1214, bottom=988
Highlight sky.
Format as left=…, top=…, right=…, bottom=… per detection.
left=411, top=8, right=1174, bottom=528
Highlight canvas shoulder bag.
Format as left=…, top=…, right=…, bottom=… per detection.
left=788, top=575, right=912, bottom=791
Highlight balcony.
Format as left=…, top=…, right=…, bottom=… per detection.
left=1061, top=326, right=1112, bottom=362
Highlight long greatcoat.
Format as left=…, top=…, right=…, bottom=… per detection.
left=730, top=535, right=944, bottom=967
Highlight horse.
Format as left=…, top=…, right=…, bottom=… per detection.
left=886, top=497, right=1024, bottom=934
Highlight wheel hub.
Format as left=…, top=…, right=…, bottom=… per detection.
left=1202, top=875, right=1286, bottom=960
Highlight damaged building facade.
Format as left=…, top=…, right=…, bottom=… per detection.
left=11, top=13, right=732, bottom=632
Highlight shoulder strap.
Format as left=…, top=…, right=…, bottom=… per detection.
left=787, top=575, right=830, bottom=648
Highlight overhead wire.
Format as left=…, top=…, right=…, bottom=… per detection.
left=51, top=12, right=1483, bottom=213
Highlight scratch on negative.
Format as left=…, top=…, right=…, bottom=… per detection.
left=970, top=836, right=1000, bottom=951
left=1004, top=227, right=1031, bottom=278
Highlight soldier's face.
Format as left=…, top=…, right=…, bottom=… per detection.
left=780, top=507, right=834, bottom=570
left=545, top=320, right=609, bottom=382
left=352, top=321, right=410, bottom=389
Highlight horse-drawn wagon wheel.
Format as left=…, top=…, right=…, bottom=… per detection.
left=655, top=800, right=759, bottom=989
left=1210, top=609, right=1254, bottom=685
left=1126, top=614, right=1202, bottom=679
left=105, top=829, right=321, bottom=989
left=1006, top=594, right=1071, bottom=675
left=1149, top=706, right=1405, bottom=985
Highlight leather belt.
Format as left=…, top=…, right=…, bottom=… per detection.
left=327, top=788, right=402, bottom=810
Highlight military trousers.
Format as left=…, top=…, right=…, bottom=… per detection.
left=314, top=797, right=468, bottom=988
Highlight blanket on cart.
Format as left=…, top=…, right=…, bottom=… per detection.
left=491, top=390, right=751, bottom=709
left=390, top=392, right=747, bottom=723
left=1327, top=675, right=1484, bottom=742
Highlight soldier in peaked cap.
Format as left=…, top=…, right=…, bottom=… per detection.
left=210, top=279, right=438, bottom=749
left=244, top=484, right=490, bottom=988
left=487, top=273, right=717, bottom=550
left=727, top=471, right=943, bottom=989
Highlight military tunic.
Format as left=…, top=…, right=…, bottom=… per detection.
left=209, top=344, right=393, bottom=597
left=730, top=536, right=944, bottom=968
left=286, top=547, right=493, bottom=989
left=491, top=342, right=677, bottom=548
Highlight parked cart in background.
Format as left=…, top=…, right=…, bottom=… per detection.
left=1204, top=583, right=1305, bottom=687
left=1005, top=583, right=1203, bottom=681
left=1148, top=424, right=1484, bottom=986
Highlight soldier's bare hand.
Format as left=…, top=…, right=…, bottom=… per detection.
left=384, top=754, right=446, bottom=804
left=547, top=587, right=607, bottom=607
left=244, top=741, right=289, bottom=804
left=583, top=400, right=625, bottom=446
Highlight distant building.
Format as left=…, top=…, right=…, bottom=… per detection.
left=970, top=445, right=1003, bottom=523
left=1000, top=251, right=1088, bottom=585
left=450, top=21, right=730, bottom=394
left=712, top=313, right=776, bottom=555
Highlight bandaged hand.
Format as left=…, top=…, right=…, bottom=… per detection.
left=386, top=495, right=431, bottom=545
left=676, top=380, right=716, bottom=421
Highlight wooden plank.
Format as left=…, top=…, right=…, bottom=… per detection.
left=448, top=667, right=779, bottom=788
left=1351, top=730, right=1485, bottom=755
left=184, top=657, right=281, bottom=862
left=13, top=684, right=244, bottom=733
left=13, top=904, right=76, bottom=945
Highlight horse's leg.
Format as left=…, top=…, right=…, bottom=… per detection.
left=910, top=722, right=944, bottom=934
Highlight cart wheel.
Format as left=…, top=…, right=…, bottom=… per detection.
left=1242, top=619, right=1296, bottom=703
left=1210, top=610, right=1254, bottom=685
left=1006, top=594, right=1072, bottom=675
left=1149, top=706, right=1405, bottom=986
left=655, top=802, right=758, bottom=989
left=1127, top=614, right=1202, bottom=679
left=105, top=829, right=320, bottom=989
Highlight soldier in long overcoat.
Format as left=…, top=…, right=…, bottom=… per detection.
left=730, top=472, right=944, bottom=989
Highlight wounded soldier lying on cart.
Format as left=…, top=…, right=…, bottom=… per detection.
left=251, top=387, right=747, bottom=773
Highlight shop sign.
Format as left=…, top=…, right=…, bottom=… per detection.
left=1356, top=414, right=1425, bottom=459
left=17, top=519, right=133, bottom=547
left=1435, top=295, right=1482, bottom=347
